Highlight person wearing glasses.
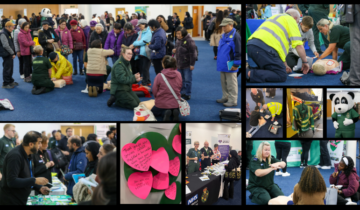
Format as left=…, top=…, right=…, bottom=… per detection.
left=186, top=141, right=201, bottom=174
left=0, top=124, right=16, bottom=175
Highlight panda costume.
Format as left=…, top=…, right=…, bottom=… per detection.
left=40, top=8, right=55, bottom=28
left=330, top=92, right=359, bottom=138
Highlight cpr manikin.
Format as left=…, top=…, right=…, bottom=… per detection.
left=293, top=57, right=342, bottom=75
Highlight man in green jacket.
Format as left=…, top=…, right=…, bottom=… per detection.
left=108, top=47, right=142, bottom=109
left=0, top=124, right=16, bottom=174
left=308, top=4, right=330, bottom=54
left=47, top=130, right=57, bottom=150
left=298, top=4, right=309, bottom=17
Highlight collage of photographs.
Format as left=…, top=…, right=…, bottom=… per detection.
left=0, top=3, right=359, bottom=207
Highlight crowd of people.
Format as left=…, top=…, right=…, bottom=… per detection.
left=0, top=124, right=117, bottom=205
left=0, top=8, right=240, bottom=121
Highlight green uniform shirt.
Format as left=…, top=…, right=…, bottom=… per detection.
left=32, top=56, right=52, bottom=82
left=275, top=140, right=291, bottom=143
left=292, top=104, right=314, bottom=132
left=48, top=137, right=57, bottom=150
left=332, top=108, right=359, bottom=131
left=248, top=156, right=280, bottom=191
left=0, top=135, right=15, bottom=173
left=329, top=25, right=350, bottom=49
left=187, top=148, right=202, bottom=162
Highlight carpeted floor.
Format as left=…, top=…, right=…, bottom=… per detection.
left=213, top=178, right=242, bottom=205
left=0, top=40, right=240, bottom=121
left=247, top=45, right=346, bottom=86
left=246, top=141, right=360, bottom=205
left=327, top=119, right=360, bottom=138
left=246, top=89, right=283, bottom=138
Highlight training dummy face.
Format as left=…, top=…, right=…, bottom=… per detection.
left=312, top=59, right=341, bottom=75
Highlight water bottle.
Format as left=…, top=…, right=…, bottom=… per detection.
left=38, top=195, right=43, bottom=205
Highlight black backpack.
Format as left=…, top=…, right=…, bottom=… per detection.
left=51, top=147, right=69, bottom=169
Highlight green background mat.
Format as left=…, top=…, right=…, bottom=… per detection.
left=123, top=123, right=182, bottom=203
left=27, top=195, right=76, bottom=205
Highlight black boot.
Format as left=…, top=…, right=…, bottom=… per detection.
left=107, top=95, right=116, bottom=107
left=80, top=70, right=84, bottom=75
left=163, top=110, right=172, bottom=121
left=73, top=71, right=78, bottom=75
left=172, top=109, right=179, bottom=121
left=33, top=87, right=46, bottom=95
left=31, top=86, right=37, bottom=94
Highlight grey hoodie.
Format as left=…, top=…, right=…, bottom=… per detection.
left=13, top=18, right=26, bottom=52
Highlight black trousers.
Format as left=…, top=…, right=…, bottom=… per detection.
left=337, top=191, right=359, bottom=205
left=138, top=56, right=151, bottom=85
left=319, top=140, right=331, bottom=166
left=300, top=140, right=312, bottom=166
left=19, top=55, right=24, bottom=75
left=87, top=75, right=104, bottom=94
left=2, top=55, right=14, bottom=86
left=130, top=57, right=139, bottom=75
left=223, top=179, right=234, bottom=199
left=152, top=58, right=163, bottom=75
left=275, top=142, right=291, bottom=173
left=151, top=106, right=179, bottom=119
left=213, top=46, right=218, bottom=57
left=22, top=55, right=32, bottom=78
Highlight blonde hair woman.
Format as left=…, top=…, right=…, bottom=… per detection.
left=186, top=140, right=201, bottom=174
left=247, top=141, right=286, bottom=205
left=316, top=18, right=351, bottom=70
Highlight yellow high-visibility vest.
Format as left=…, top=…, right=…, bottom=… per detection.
left=267, top=102, right=282, bottom=117
left=248, top=14, right=303, bottom=62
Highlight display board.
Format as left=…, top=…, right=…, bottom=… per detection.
left=186, top=131, right=192, bottom=157
left=217, top=134, right=230, bottom=161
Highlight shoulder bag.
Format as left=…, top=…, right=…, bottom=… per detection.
left=25, top=33, right=34, bottom=55
left=161, top=73, right=190, bottom=116
left=58, top=31, right=71, bottom=56
left=50, top=31, right=60, bottom=51
left=224, top=166, right=241, bottom=181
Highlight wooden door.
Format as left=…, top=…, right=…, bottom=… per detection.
left=115, top=8, right=126, bottom=20
left=192, top=6, right=199, bottom=37
left=200, top=6, right=204, bottom=37
left=61, top=126, right=94, bottom=138
left=327, top=99, right=332, bottom=118
left=173, top=6, right=188, bottom=27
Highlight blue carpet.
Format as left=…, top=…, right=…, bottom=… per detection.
left=246, top=141, right=360, bottom=205
left=213, top=178, right=241, bottom=205
left=246, top=89, right=283, bottom=138
left=327, top=119, right=360, bottom=138
left=247, top=45, right=346, bottom=86
left=0, top=40, right=240, bottom=121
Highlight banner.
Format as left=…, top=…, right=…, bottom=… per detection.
left=217, top=134, right=230, bottom=161
left=95, top=124, right=110, bottom=139
left=271, top=7, right=279, bottom=16
left=251, top=140, right=320, bottom=167
left=328, top=140, right=344, bottom=167
left=186, top=131, right=192, bottom=157
left=135, top=6, right=147, bottom=15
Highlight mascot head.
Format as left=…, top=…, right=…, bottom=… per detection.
left=330, top=92, right=355, bottom=114
left=41, top=8, right=52, bottom=18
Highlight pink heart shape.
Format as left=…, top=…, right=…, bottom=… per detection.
left=172, top=134, right=181, bottom=154
left=169, top=156, right=180, bottom=176
left=152, top=172, right=169, bottom=190
left=165, top=182, right=177, bottom=200
left=128, top=171, right=153, bottom=199
left=150, top=147, right=169, bottom=173
left=121, top=138, right=152, bottom=171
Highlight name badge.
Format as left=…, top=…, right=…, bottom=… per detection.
left=39, top=160, right=44, bottom=163
left=5, top=144, right=9, bottom=147
left=260, top=163, right=263, bottom=166
left=338, top=115, right=341, bottom=117
left=78, top=31, right=80, bottom=33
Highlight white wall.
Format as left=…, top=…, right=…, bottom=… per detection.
left=186, top=123, right=241, bottom=152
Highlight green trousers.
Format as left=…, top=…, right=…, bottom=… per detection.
left=187, top=161, right=200, bottom=174
left=308, top=10, right=329, bottom=52
left=33, top=78, right=55, bottom=93
left=115, top=90, right=140, bottom=109
left=335, top=129, right=355, bottom=138
left=338, top=41, right=351, bottom=70
left=249, top=184, right=284, bottom=205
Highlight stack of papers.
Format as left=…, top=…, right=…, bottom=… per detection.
left=199, top=176, right=210, bottom=181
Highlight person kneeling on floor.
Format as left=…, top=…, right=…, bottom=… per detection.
left=263, top=102, right=283, bottom=122
left=86, top=39, right=114, bottom=97
left=48, top=52, right=73, bottom=84
left=151, top=55, right=182, bottom=121
left=31, top=46, right=55, bottom=95
left=247, top=106, right=267, bottom=138
left=107, top=46, right=142, bottom=109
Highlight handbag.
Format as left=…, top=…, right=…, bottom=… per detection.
left=51, top=147, right=68, bottom=169
left=25, top=33, right=34, bottom=55
left=325, top=187, right=338, bottom=205
left=207, top=21, right=215, bottom=32
left=58, top=31, right=71, bottom=56
left=224, top=167, right=241, bottom=181
left=161, top=73, right=190, bottom=116
left=145, top=44, right=151, bottom=60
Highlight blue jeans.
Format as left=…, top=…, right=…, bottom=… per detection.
left=178, top=68, right=192, bottom=96
left=111, top=56, right=119, bottom=66
left=72, top=50, right=84, bottom=73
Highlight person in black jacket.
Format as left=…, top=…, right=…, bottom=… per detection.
left=38, top=21, right=59, bottom=57
left=116, top=15, right=125, bottom=29
left=183, top=12, right=193, bottom=37
left=84, top=142, right=100, bottom=177
left=171, top=13, right=180, bottom=42
left=223, top=150, right=240, bottom=200
left=1, top=21, right=17, bottom=89
left=33, top=135, right=55, bottom=194
left=165, top=39, right=174, bottom=56
left=0, top=131, right=49, bottom=205
left=121, top=22, right=139, bottom=75
left=89, top=24, right=108, bottom=49
left=202, top=12, right=211, bottom=41
left=250, top=88, right=265, bottom=107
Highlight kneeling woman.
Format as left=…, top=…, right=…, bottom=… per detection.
left=48, top=52, right=73, bottom=84
left=247, top=141, right=286, bottom=205
left=86, top=39, right=114, bottom=97
left=329, top=156, right=359, bottom=205
left=317, top=19, right=350, bottom=70
left=151, top=55, right=182, bottom=121
left=31, top=46, right=55, bottom=95
left=108, top=46, right=142, bottom=109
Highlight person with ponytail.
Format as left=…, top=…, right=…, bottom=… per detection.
left=79, top=151, right=116, bottom=205
left=329, top=156, right=359, bottom=205
left=317, top=18, right=351, bottom=70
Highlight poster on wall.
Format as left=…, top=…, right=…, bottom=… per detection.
left=287, top=147, right=310, bottom=162
left=0, top=9, right=3, bottom=17
left=186, top=131, right=192, bottom=156
left=96, top=124, right=110, bottom=139
left=271, top=7, right=279, bottom=16
left=327, top=140, right=344, bottom=167
left=135, top=6, right=147, bottom=15
left=217, top=134, right=230, bottom=161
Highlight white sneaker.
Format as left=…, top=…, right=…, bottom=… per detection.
left=81, top=88, right=88, bottom=93
left=314, top=165, right=321, bottom=168
left=321, top=166, right=331, bottom=170
left=275, top=171, right=283, bottom=176
left=346, top=201, right=357, bottom=205
left=282, top=172, right=290, bottom=177
left=20, top=74, right=24, bottom=79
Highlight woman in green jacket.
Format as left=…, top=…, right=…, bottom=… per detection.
left=108, top=46, right=142, bottom=109
left=186, top=141, right=201, bottom=174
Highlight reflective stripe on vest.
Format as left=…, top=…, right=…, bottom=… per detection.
left=268, top=102, right=279, bottom=115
